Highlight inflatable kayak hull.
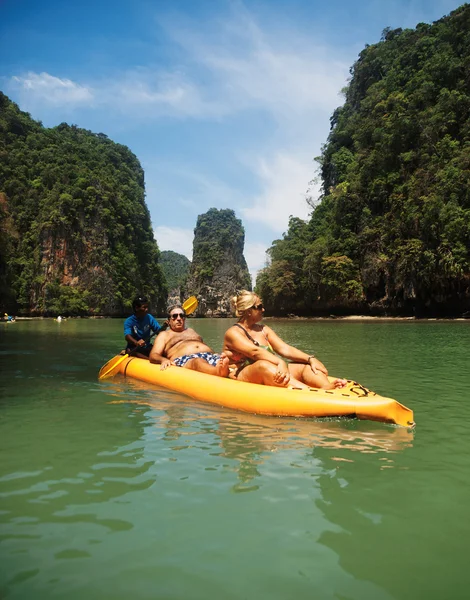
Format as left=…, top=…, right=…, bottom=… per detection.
left=111, top=355, right=414, bottom=427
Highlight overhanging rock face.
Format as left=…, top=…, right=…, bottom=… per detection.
left=184, top=208, right=252, bottom=317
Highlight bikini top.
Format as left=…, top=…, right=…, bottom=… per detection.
left=233, top=323, right=274, bottom=354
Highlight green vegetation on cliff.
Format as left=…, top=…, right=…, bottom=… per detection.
left=189, top=208, right=251, bottom=287
left=159, top=250, right=191, bottom=291
left=185, top=208, right=251, bottom=315
left=257, top=4, right=470, bottom=316
left=0, top=92, right=166, bottom=315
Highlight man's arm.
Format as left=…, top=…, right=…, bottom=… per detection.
left=124, top=317, right=145, bottom=348
left=149, top=331, right=169, bottom=364
left=125, top=333, right=146, bottom=347
left=148, top=314, right=162, bottom=335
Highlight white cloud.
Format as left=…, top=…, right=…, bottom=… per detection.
left=241, top=152, right=315, bottom=231
left=154, top=226, right=194, bottom=260
left=244, top=240, right=269, bottom=287
left=144, top=159, right=247, bottom=220
left=159, top=7, right=349, bottom=122
left=111, top=69, right=228, bottom=118
left=202, top=38, right=346, bottom=118
left=244, top=241, right=269, bottom=272
left=8, top=72, right=93, bottom=106
left=152, top=7, right=346, bottom=235
left=6, top=7, right=348, bottom=123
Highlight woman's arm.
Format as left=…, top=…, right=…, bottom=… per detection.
left=263, top=326, right=328, bottom=375
left=224, top=327, right=289, bottom=371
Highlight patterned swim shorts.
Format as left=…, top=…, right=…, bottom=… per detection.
left=173, top=352, right=221, bottom=368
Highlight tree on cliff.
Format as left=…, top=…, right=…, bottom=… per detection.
left=257, top=4, right=470, bottom=317
left=0, top=92, right=167, bottom=315
left=185, top=208, right=251, bottom=316
left=159, top=250, right=191, bottom=292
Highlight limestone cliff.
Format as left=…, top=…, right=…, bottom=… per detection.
left=184, top=208, right=251, bottom=317
left=0, top=92, right=167, bottom=316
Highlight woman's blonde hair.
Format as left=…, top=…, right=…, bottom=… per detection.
left=231, top=290, right=259, bottom=317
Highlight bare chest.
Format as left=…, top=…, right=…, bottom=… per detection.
left=165, top=328, right=203, bottom=354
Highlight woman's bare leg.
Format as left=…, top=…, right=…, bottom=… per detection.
left=288, top=363, right=347, bottom=389
left=237, top=361, right=293, bottom=387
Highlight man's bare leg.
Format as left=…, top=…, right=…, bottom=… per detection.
left=183, top=353, right=230, bottom=377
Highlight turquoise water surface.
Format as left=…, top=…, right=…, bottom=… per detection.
left=0, top=318, right=469, bottom=599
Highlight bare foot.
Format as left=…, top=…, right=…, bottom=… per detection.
left=333, top=378, right=348, bottom=389
left=217, top=354, right=230, bottom=378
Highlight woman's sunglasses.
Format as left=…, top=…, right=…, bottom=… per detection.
left=170, top=313, right=186, bottom=320
left=251, top=303, right=264, bottom=311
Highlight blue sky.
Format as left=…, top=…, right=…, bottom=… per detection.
left=0, top=0, right=462, bottom=282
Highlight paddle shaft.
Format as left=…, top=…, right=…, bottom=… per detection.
left=98, top=331, right=158, bottom=379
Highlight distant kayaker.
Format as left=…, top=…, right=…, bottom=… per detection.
left=124, top=296, right=161, bottom=359
left=149, top=305, right=229, bottom=377
left=223, top=290, right=347, bottom=389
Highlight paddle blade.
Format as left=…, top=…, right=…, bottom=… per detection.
left=98, top=354, right=127, bottom=380
left=183, top=296, right=198, bottom=315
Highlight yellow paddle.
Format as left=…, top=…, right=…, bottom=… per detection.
left=98, top=296, right=198, bottom=380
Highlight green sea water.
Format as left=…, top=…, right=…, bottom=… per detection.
left=1, top=318, right=469, bottom=599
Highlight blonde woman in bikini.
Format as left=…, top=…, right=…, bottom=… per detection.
left=223, top=290, right=347, bottom=390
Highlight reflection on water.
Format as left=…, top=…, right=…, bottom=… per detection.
left=108, top=377, right=414, bottom=489
left=0, top=395, right=155, bottom=590
left=313, top=438, right=470, bottom=600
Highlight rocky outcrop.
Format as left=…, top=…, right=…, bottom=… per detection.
left=184, top=208, right=251, bottom=317
left=0, top=93, right=167, bottom=316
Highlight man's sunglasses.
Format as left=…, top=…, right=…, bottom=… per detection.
left=170, top=313, right=186, bottom=320
left=251, top=303, right=264, bottom=311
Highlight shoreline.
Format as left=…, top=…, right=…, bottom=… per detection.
left=4, top=315, right=469, bottom=322
left=266, top=315, right=470, bottom=322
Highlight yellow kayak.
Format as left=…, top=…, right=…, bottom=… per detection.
left=105, top=355, right=414, bottom=427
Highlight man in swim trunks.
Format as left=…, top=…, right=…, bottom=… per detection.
left=149, top=305, right=229, bottom=377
